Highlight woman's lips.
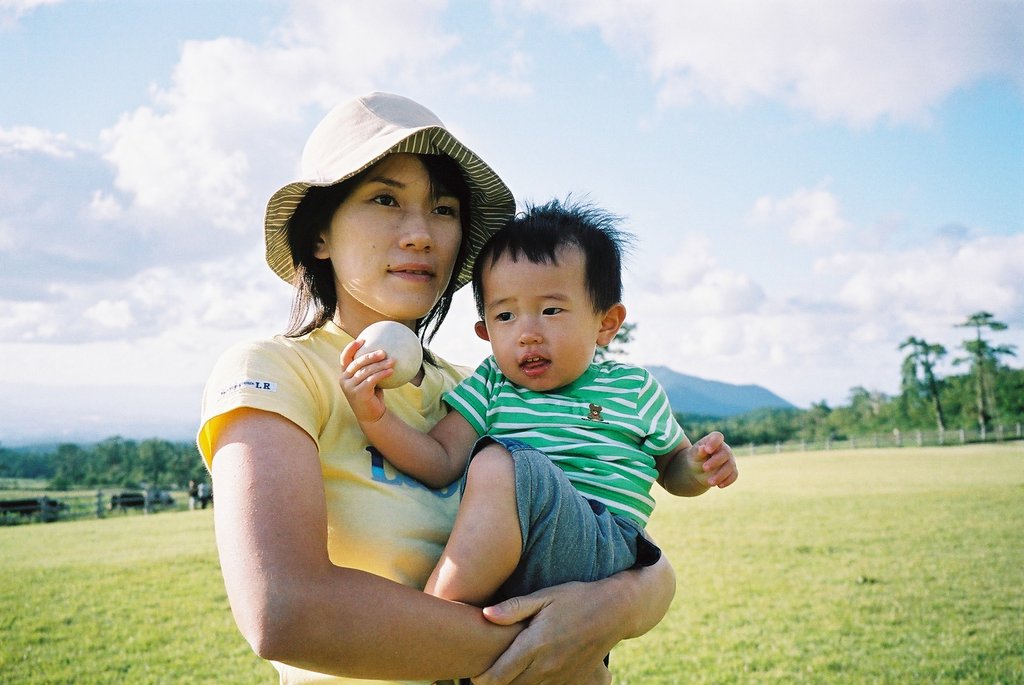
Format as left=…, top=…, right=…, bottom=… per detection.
left=388, top=263, right=434, bottom=282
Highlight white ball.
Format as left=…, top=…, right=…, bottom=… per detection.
left=355, top=321, right=423, bottom=389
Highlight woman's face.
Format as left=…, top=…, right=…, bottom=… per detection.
left=314, top=153, right=464, bottom=335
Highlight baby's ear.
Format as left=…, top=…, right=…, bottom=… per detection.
left=596, top=303, right=626, bottom=346
left=474, top=321, right=490, bottom=341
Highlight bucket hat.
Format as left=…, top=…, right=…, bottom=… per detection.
left=265, top=92, right=515, bottom=290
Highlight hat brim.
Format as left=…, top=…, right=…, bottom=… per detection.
left=265, top=126, right=514, bottom=291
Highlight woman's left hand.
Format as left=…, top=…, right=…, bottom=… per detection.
left=471, top=582, right=616, bottom=685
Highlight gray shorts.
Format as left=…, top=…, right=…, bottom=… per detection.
left=469, top=437, right=662, bottom=601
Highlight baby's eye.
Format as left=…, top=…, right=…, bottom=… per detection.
left=542, top=307, right=563, bottom=315
left=373, top=194, right=398, bottom=207
left=495, top=312, right=514, bottom=322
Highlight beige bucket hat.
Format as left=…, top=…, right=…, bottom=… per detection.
left=265, top=92, right=515, bottom=290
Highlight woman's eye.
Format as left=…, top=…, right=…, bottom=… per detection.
left=434, top=204, right=459, bottom=217
left=495, top=312, right=514, bottom=322
left=542, top=307, right=563, bottom=315
left=373, top=194, right=398, bottom=207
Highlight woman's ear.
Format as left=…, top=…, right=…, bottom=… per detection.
left=596, top=303, right=627, bottom=346
left=313, top=231, right=330, bottom=260
left=474, top=321, right=490, bottom=341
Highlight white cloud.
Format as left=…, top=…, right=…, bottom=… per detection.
left=0, top=125, right=75, bottom=158
left=0, top=0, right=62, bottom=29
left=84, top=299, right=135, bottom=329
left=0, top=251, right=288, bottom=345
left=749, top=183, right=850, bottom=245
left=827, top=233, right=1024, bottom=323
left=85, top=190, right=122, bottom=220
left=634, top=234, right=766, bottom=317
left=523, top=0, right=1024, bottom=126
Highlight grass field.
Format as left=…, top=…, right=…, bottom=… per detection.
left=1, top=444, right=1022, bottom=684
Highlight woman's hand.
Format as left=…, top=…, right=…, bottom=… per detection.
left=470, top=582, right=619, bottom=685
left=472, top=552, right=676, bottom=684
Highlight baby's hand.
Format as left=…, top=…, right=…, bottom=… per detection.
left=339, top=339, right=393, bottom=424
left=691, top=431, right=739, bottom=488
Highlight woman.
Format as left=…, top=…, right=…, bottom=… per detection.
left=198, top=92, right=676, bottom=684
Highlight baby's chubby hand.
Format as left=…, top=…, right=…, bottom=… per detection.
left=690, top=431, right=738, bottom=488
left=338, top=339, right=393, bottom=424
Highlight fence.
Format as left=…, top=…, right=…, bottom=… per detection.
left=0, top=488, right=184, bottom=526
left=741, top=422, right=1024, bottom=456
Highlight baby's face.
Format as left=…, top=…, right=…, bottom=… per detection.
left=475, top=245, right=606, bottom=392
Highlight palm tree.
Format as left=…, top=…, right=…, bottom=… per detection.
left=898, top=336, right=947, bottom=431
left=954, top=312, right=1017, bottom=431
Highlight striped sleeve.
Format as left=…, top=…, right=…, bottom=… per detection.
left=637, top=370, right=687, bottom=455
left=443, top=357, right=501, bottom=437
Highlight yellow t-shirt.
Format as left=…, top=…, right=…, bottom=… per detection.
left=198, top=321, right=468, bottom=684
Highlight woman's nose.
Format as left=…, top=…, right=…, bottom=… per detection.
left=400, top=212, right=433, bottom=251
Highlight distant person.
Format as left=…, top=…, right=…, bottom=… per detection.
left=197, top=481, right=212, bottom=509
left=198, top=92, right=677, bottom=684
left=341, top=197, right=738, bottom=607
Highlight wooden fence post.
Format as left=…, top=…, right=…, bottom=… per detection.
left=95, top=490, right=104, bottom=519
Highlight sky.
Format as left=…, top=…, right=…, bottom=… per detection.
left=1, top=0, right=1022, bottom=445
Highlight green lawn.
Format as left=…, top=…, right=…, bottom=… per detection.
left=1, top=444, right=1022, bottom=684
left=623, top=443, right=1024, bottom=684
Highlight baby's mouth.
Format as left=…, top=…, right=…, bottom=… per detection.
left=519, top=355, right=551, bottom=377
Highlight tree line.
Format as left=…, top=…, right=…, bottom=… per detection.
left=0, top=437, right=205, bottom=492
left=1, top=312, right=1020, bottom=488
left=685, top=311, right=1022, bottom=445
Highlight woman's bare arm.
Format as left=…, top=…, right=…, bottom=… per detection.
left=211, top=407, right=517, bottom=681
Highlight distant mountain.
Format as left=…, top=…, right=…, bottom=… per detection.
left=647, top=366, right=795, bottom=417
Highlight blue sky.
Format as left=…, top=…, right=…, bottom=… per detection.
left=1, top=0, right=1022, bottom=444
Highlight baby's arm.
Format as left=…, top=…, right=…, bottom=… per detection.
left=655, top=431, right=738, bottom=496
left=339, top=341, right=476, bottom=487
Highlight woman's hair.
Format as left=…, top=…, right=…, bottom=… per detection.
left=284, top=153, right=472, bottom=346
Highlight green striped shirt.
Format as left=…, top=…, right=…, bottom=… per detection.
left=444, top=357, right=686, bottom=525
